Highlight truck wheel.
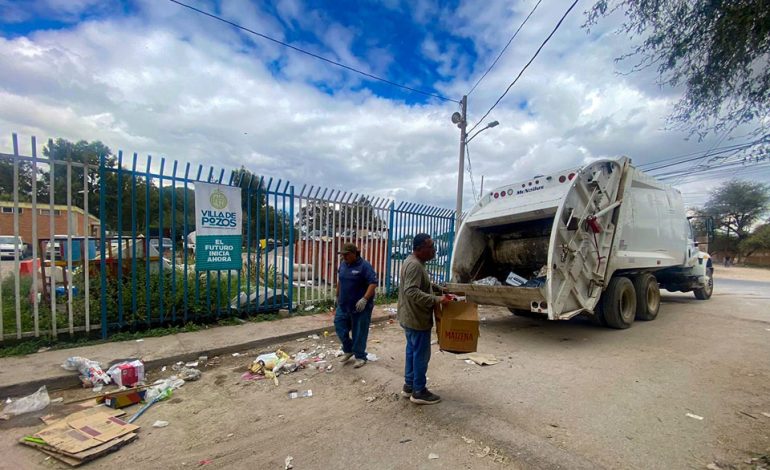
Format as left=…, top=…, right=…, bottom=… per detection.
left=601, top=276, right=636, bottom=329
left=694, top=266, right=714, bottom=300
left=633, top=273, right=660, bottom=321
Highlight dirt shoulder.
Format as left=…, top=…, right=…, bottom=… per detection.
left=713, top=265, right=770, bottom=282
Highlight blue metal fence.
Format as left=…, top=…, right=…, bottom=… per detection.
left=96, top=157, right=295, bottom=337
left=0, top=133, right=455, bottom=342
left=385, top=202, right=455, bottom=295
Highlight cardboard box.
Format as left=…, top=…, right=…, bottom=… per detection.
left=108, top=360, right=145, bottom=387
left=435, top=300, right=479, bottom=353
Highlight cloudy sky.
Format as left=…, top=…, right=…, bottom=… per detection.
left=0, top=0, right=766, bottom=210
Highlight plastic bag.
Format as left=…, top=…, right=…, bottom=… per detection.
left=178, top=367, right=202, bottom=382
left=0, top=386, right=50, bottom=419
left=144, top=378, right=184, bottom=403
left=61, top=356, right=111, bottom=386
left=473, top=276, right=501, bottom=286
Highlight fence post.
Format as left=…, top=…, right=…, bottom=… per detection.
left=99, top=154, right=108, bottom=339
left=288, top=185, right=295, bottom=312
left=385, top=201, right=395, bottom=296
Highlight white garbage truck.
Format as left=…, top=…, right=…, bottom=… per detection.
left=447, top=157, right=713, bottom=329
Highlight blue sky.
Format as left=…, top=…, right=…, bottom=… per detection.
left=0, top=0, right=765, bottom=208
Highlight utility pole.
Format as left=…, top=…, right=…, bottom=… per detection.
left=454, top=95, right=468, bottom=233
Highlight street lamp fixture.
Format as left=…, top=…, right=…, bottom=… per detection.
left=466, top=120, right=499, bottom=144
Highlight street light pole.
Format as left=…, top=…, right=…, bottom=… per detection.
left=454, top=95, right=467, bottom=233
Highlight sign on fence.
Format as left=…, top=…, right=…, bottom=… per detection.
left=195, top=182, right=242, bottom=270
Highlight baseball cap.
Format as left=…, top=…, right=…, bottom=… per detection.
left=338, top=242, right=358, bottom=254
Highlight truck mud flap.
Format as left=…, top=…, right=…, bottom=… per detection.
left=446, top=283, right=546, bottom=310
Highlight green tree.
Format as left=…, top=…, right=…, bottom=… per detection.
left=739, top=224, right=770, bottom=257
left=700, top=180, right=770, bottom=241
left=0, top=158, right=34, bottom=202
left=586, top=1, right=770, bottom=144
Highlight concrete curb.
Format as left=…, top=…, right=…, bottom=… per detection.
left=0, top=311, right=393, bottom=398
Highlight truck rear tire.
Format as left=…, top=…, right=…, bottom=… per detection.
left=601, top=276, right=636, bottom=329
left=694, top=266, right=713, bottom=300
left=633, top=273, right=660, bottom=321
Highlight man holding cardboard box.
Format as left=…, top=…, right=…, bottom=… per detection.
left=398, top=233, right=451, bottom=405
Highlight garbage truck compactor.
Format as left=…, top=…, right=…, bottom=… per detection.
left=448, top=157, right=713, bottom=329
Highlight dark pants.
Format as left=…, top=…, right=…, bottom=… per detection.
left=403, top=326, right=431, bottom=392
left=334, top=305, right=372, bottom=360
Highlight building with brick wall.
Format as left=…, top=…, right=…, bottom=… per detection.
left=0, top=201, right=100, bottom=244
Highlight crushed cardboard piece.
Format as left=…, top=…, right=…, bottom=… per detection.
left=21, top=433, right=138, bottom=467
left=456, top=353, right=500, bottom=366
left=35, top=411, right=138, bottom=454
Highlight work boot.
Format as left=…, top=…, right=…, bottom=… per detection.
left=353, top=358, right=367, bottom=368
left=401, top=384, right=413, bottom=398
left=410, top=388, right=441, bottom=405
left=338, top=352, right=353, bottom=363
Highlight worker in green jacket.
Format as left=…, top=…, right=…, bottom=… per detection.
left=397, top=233, right=450, bottom=405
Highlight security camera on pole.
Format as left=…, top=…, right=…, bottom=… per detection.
left=452, top=96, right=499, bottom=238
left=452, top=96, right=468, bottom=235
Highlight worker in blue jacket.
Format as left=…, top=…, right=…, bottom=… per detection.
left=335, top=242, right=378, bottom=368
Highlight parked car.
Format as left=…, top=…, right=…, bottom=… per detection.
left=0, top=235, right=25, bottom=259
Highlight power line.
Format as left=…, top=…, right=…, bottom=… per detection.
left=467, top=0, right=543, bottom=96
left=168, top=0, right=459, bottom=103
left=638, top=141, right=757, bottom=170
left=466, top=144, right=478, bottom=202
left=468, top=0, right=579, bottom=134
left=644, top=141, right=760, bottom=173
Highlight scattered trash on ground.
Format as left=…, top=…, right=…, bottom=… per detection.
left=199, top=458, right=213, bottom=465
left=62, top=357, right=111, bottom=388
left=762, top=412, right=770, bottom=418
left=20, top=406, right=138, bottom=466
left=104, top=389, right=147, bottom=409
left=304, top=305, right=315, bottom=311
left=135, top=339, right=144, bottom=343
left=178, top=367, right=202, bottom=382
left=457, top=353, right=500, bottom=366
left=284, top=456, right=294, bottom=469
left=107, top=360, right=145, bottom=388
left=428, top=453, right=439, bottom=460
left=431, top=339, right=438, bottom=345
left=308, top=334, right=320, bottom=340
left=685, top=413, right=704, bottom=421
left=1, top=386, right=50, bottom=419
left=462, top=436, right=475, bottom=444
left=185, top=361, right=199, bottom=368
left=399, top=438, right=412, bottom=444
left=152, top=420, right=169, bottom=428
left=287, top=390, right=313, bottom=399
left=366, top=353, right=379, bottom=362
left=384, top=307, right=397, bottom=315
left=232, top=353, right=241, bottom=357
